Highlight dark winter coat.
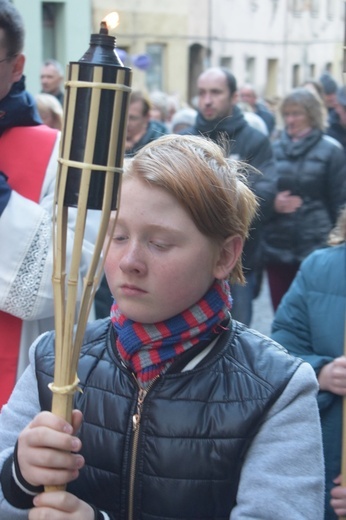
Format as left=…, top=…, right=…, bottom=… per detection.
left=327, top=109, right=346, bottom=152
left=34, top=318, right=301, bottom=520
left=272, top=244, right=346, bottom=519
left=262, top=129, right=346, bottom=265
left=255, top=102, right=275, bottom=135
left=125, top=120, right=168, bottom=157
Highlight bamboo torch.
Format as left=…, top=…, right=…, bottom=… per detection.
left=46, top=15, right=132, bottom=491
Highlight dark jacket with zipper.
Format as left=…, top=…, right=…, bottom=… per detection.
left=34, top=318, right=301, bottom=520
left=262, top=129, right=346, bottom=265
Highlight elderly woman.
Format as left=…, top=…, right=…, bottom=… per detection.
left=262, top=87, right=346, bottom=310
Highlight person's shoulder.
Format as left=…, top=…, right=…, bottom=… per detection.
left=297, top=246, right=344, bottom=294
left=321, top=133, right=343, bottom=150
left=243, top=112, right=269, bottom=136
left=237, top=123, right=272, bottom=159
left=229, top=322, right=302, bottom=370
left=3, top=124, right=58, bottom=139
left=82, top=318, right=111, bottom=348
left=256, top=102, right=275, bottom=119
left=301, top=244, right=344, bottom=270
left=149, top=119, right=168, bottom=135
left=35, top=318, right=111, bottom=358
left=177, top=125, right=198, bottom=136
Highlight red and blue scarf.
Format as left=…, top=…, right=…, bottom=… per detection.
left=111, top=279, right=231, bottom=387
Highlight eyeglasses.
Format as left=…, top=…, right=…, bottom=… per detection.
left=0, top=54, right=17, bottom=64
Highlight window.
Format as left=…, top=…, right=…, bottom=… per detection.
left=292, top=0, right=303, bottom=17
left=326, top=62, right=333, bottom=74
left=220, top=56, right=233, bottom=69
left=311, top=0, right=319, bottom=18
left=292, top=64, right=300, bottom=87
left=245, top=57, right=255, bottom=83
left=266, top=59, right=278, bottom=98
left=145, top=44, right=164, bottom=92
left=42, top=2, right=64, bottom=60
left=326, top=0, right=335, bottom=19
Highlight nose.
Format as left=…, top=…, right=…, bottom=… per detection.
left=119, top=241, right=147, bottom=275
left=284, top=117, right=295, bottom=128
left=203, top=92, right=212, bottom=105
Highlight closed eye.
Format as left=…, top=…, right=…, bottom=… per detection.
left=149, top=241, right=170, bottom=250
left=113, top=235, right=128, bottom=242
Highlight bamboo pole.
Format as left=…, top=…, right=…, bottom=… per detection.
left=45, top=32, right=131, bottom=491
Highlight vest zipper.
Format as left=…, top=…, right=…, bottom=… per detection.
left=128, top=376, right=159, bottom=520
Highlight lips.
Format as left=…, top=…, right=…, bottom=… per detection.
left=203, top=109, right=214, bottom=118
left=120, top=284, right=147, bottom=296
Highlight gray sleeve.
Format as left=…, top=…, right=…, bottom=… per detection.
left=230, top=362, right=325, bottom=520
left=0, top=340, right=42, bottom=518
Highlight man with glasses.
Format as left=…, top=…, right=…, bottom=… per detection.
left=0, top=0, right=98, bottom=408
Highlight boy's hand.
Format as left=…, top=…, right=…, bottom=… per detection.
left=17, top=409, right=84, bottom=488
left=330, top=475, right=346, bottom=517
left=29, top=491, right=94, bottom=520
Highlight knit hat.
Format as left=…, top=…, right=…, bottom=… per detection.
left=319, top=73, right=338, bottom=95
left=171, top=107, right=197, bottom=132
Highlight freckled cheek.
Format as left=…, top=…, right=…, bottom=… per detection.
left=103, top=251, right=121, bottom=277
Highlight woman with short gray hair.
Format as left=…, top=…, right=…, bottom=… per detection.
left=262, top=87, right=346, bottom=310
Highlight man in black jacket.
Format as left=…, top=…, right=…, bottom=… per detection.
left=181, top=67, right=277, bottom=325
left=239, top=83, right=275, bottom=136
left=327, top=85, right=346, bottom=152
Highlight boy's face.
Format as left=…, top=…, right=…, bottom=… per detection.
left=104, top=176, right=222, bottom=324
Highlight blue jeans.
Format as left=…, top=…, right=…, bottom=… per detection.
left=230, top=270, right=258, bottom=326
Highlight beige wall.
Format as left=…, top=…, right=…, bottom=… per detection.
left=93, top=0, right=344, bottom=106
left=93, top=0, right=190, bottom=101
left=12, top=0, right=345, bottom=106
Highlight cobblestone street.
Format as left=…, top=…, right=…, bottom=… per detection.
left=251, top=272, right=274, bottom=338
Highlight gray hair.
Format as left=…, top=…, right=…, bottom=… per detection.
left=281, top=88, right=325, bottom=131
left=43, top=58, right=64, bottom=77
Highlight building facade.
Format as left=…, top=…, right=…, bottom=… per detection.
left=13, top=0, right=91, bottom=97
left=94, top=0, right=345, bottom=105
left=11, top=0, right=346, bottom=106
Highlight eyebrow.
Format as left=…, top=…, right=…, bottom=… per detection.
left=112, top=218, right=184, bottom=236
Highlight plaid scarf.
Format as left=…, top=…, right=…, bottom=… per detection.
left=111, top=279, right=231, bottom=387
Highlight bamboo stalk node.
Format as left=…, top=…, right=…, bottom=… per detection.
left=48, top=376, right=82, bottom=396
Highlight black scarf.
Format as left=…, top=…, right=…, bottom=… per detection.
left=0, top=76, right=42, bottom=136
left=194, top=104, right=247, bottom=142
left=280, top=128, right=323, bottom=158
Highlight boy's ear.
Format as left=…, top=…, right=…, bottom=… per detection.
left=11, top=53, right=25, bottom=83
left=213, top=236, right=243, bottom=280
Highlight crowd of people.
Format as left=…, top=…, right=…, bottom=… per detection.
left=1, top=0, right=346, bottom=518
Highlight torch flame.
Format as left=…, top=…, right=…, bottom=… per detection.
left=103, top=11, right=120, bottom=30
